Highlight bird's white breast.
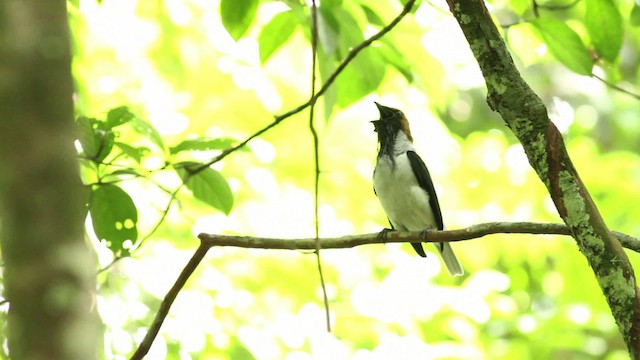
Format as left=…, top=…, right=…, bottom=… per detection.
left=373, top=152, right=436, bottom=232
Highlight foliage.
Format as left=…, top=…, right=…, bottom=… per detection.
left=76, top=107, right=236, bottom=256
left=20, top=0, right=638, bottom=358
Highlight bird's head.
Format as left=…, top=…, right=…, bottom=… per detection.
left=371, top=102, right=413, bottom=143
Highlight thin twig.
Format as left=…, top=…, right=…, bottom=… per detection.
left=308, top=0, right=331, bottom=333
left=96, top=184, right=183, bottom=275
left=194, top=0, right=417, bottom=174
left=593, top=74, right=640, bottom=101
left=197, top=222, right=640, bottom=253
left=130, top=243, right=210, bottom=360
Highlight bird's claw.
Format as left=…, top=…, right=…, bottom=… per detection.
left=419, top=228, right=433, bottom=241
left=377, top=228, right=394, bottom=242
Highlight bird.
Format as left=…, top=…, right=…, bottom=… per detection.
left=372, top=102, right=463, bottom=276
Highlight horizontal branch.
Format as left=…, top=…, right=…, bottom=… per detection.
left=198, top=222, right=640, bottom=253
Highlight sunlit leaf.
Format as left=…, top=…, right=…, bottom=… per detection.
left=508, top=0, right=531, bottom=16
left=90, top=184, right=138, bottom=255
left=220, top=0, right=259, bottom=41
left=109, top=168, right=143, bottom=177
left=317, top=51, right=337, bottom=121
left=399, top=0, right=422, bottom=13
left=531, top=18, right=592, bottom=75
left=259, top=11, right=298, bottom=64
left=376, top=40, right=413, bottom=82
left=106, top=106, right=135, bottom=128
left=317, top=7, right=340, bottom=56
left=322, top=0, right=343, bottom=7
left=177, top=164, right=234, bottom=214
left=128, top=117, right=165, bottom=152
left=361, top=5, right=384, bottom=26
left=632, top=4, right=640, bottom=26
left=170, top=138, right=240, bottom=154
left=585, top=0, right=623, bottom=61
left=333, top=9, right=385, bottom=108
left=114, top=142, right=148, bottom=163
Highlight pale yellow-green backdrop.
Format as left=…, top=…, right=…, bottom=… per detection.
left=66, top=0, right=640, bottom=358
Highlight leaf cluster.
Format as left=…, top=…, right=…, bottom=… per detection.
left=76, top=107, right=237, bottom=256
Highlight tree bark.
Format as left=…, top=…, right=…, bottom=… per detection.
left=445, top=0, right=640, bottom=357
left=0, top=1, right=99, bottom=359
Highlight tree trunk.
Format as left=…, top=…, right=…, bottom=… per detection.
left=0, top=1, right=99, bottom=359
left=446, top=0, right=640, bottom=358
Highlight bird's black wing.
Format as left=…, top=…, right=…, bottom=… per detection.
left=406, top=151, right=444, bottom=231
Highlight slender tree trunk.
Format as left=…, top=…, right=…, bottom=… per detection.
left=0, top=1, right=99, bottom=359
left=446, top=0, right=640, bottom=358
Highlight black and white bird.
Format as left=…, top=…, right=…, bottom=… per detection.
left=372, top=102, right=463, bottom=276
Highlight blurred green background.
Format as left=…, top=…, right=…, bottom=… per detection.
left=63, top=0, right=640, bottom=358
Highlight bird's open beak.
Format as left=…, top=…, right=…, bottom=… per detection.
left=374, top=102, right=396, bottom=119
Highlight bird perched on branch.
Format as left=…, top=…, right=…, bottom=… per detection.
left=372, top=102, right=463, bottom=276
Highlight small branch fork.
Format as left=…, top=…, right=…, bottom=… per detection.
left=130, top=222, right=640, bottom=359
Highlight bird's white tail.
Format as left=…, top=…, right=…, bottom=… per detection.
left=436, top=243, right=464, bottom=276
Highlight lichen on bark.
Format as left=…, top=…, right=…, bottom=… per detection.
left=446, top=0, right=640, bottom=357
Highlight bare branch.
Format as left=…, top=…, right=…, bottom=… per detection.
left=593, top=74, right=640, bottom=101
left=197, top=222, right=640, bottom=252
left=131, top=221, right=639, bottom=359
left=130, top=244, right=210, bottom=360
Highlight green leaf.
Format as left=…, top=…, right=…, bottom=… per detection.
left=322, top=0, right=343, bottom=7
left=106, top=106, right=135, bottom=128
left=333, top=9, right=385, bottom=107
left=114, top=142, right=148, bottom=163
left=585, top=0, right=623, bottom=61
left=170, top=137, right=238, bottom=155
left=508, top=0, right=531, bottom=16
left=361, top=5, right=384, bottom=26
left=376, top=40, right=414, bottom=82
left=259, top=11, right=298, bottom=64
left=109, top=168, right=143, bottom=177
left=531, top=18, right=593, bottom=75
left=128, top=117, right=165, bottom=151
left=399, top=0, right=422, bottom=13
left=90, top=184, right=138, bottom=255
left=317, top=51, right=337, bottom=121
left=632, top=4, right=640, bottom=26
left=76, top=116, right=115, bottom=163
left=95, top=130, right=115, bottom=163
left=76, top=116, right=99, bottom=158
left=220, top=0, right=259, bottom=41
left=317, top=7, right=340, bottom=56
left=177, top=164, right=234, bottom=215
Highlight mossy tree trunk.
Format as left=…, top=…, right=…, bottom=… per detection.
left=446, top=0, right=640, bottom=357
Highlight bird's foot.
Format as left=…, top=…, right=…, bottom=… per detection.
left=376, top=228, right=394, bottom=242
left=419, top=228, right=433, bottom=241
